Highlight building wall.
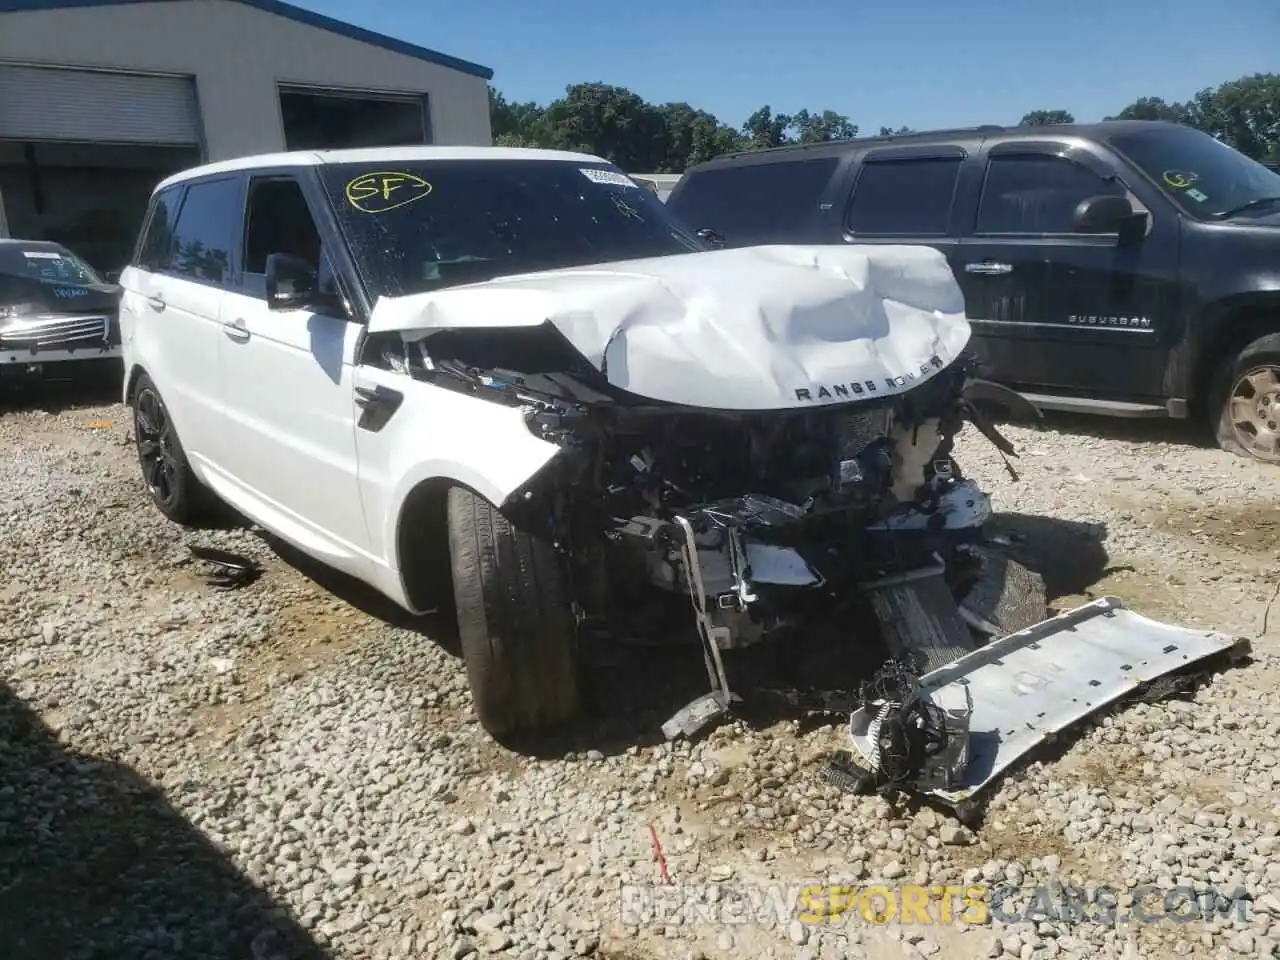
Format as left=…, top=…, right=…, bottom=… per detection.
left=0, top=0, right=492, bottom=160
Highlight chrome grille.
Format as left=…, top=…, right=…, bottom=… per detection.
left=0, top=314, right=110, bottom=351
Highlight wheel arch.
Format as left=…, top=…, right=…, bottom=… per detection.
left=393, top=475, right=458, bottom=615
left=123, top=362, right=148, bottom=407
left=1188, top=296, right=1280, bottom=413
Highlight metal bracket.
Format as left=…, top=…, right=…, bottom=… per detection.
left=660, top=515, right=738, bottom=740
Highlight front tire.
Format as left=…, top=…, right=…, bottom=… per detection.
left=130, top=373, right=210, bottom=524
left=1211, top=334, right=1280, bottom=465
left=446, top=486, right=582, bottom=738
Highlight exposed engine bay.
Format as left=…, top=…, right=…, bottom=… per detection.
left=375, top=319, right=1036, bottom=744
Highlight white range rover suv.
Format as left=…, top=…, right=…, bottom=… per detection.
left=119, top=146, right=1035, bottom=741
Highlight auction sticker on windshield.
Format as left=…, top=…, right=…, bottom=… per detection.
left=345, top=172, right=433, bottom=213
left=579, top=167, right=640, bottom=188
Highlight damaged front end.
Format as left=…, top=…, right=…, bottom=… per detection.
left=368, top=241, right=1248, bottom=808
left=390, top=317, right=1033, bottom=740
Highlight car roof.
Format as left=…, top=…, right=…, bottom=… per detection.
left=684, top=119, right=1190, bottom=172
left=0, top=238, right=65, bottom=248
left=154, top=145, right=611, bottom=192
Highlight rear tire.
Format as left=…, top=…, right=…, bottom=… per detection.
left=446, top=486, right=582, bottom=738
left=1211, top=333, right=1280, bottom=465
left=130, top=373, right=213, bottom=525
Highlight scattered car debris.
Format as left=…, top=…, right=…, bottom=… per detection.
left=835, top=597, right=1249, bottom=817
left=187, top=545, right=262, bottom=591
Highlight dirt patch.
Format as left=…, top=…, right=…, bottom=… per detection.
left=1050, top=562, right=1189, bottom=621
left=1140, top=501, right=1280, bottom=557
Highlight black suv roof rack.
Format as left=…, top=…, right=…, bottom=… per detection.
left=713, top=124, right=1008, bottom=162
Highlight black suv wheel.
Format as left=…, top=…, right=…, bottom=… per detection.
left=1212, top=334, right=1280, bottom=464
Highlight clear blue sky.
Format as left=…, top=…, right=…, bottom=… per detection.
left=298, top=0, right=1277, bottom=132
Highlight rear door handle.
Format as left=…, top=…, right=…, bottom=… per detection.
left=146, top=295, right=166, bottom=312
left=964, top=262, right=1014, bottom=275
left=223, top=318, right=250, bottom=342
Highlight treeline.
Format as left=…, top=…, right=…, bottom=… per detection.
left=489, top=73, right=1280, bottom=172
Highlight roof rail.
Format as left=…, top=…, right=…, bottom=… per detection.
left=712, top=124, right=1008, bottom=162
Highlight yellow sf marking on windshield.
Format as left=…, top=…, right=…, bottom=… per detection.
left=345, top=172, right=433, bottom=213
left=1162, top=169, right=1198, bottom=189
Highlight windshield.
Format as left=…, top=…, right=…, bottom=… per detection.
left=0, top=244, right=103, bottom=284
left=319, top=160, right=704, bottom=299
left=1106, top=125, right=1280, bottom=219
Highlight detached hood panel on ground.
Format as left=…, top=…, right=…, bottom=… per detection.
left=367, top=244, right=972, bottom=411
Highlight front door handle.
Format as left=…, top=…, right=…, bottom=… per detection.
left=146, top=295, right=166, bottom=312
left=222, top=318, right=250, bottom=342
left=354, top=384, right=403, bottom=408
left=964, top=261, right=1014, bottom=276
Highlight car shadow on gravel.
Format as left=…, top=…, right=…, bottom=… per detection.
left=253, top=530, right=464, bottom=656
left=0, top=681, right=330, bottom=960
left=0, top=363, right=123, bottom=414
left=984, top=511, right=1115, bottom=604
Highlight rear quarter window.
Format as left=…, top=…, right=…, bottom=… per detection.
left=667, top=157, right=841, bottom=244
left=135, top=185, right=183, bottom=272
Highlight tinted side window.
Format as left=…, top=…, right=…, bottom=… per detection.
left=243, top=178, right=322, bottom=275
left=847, top=157, right=962, bottom=235
left=668, top=158, right=840, bottom=243
left=241, top=177, right=341, bottom=300
left=135, top=186, right=182, bottom=270
left=168, top=177, right=243, bottom=284
left=977, top=154, right=1125, bottom=234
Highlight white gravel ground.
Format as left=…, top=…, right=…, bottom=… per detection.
left=1, top=384, right=1278, bottom=960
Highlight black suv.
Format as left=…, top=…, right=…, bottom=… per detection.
left=667, top=121, right=1280, bottom=463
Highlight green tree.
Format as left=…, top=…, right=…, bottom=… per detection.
left=656, top=102, right=743, bottom=171
left=1105, top=96, right=1193, bottom=124
left=1018, top=109, right=1075, bottom=126
left=1106, top=75, right=1280, bottom=162
left=791, top=109, right=857, bottom=143
left=741, top=106, right=794, bottom=148
left=488, top=86, right=550, bottom=146
left=538, top=83, right=669, bottom=171
left=1187, top=73, right=1280, bottom=162
left=878, top=125, right=914, bottom=136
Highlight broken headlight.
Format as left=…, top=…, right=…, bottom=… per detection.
left=0, top=302, right=41, bottom=326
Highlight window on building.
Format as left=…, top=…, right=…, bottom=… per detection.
left=280, top=89, right=429, bottom=151
left=167, top=177, right=242, bottom=284
left=846, top=156, right=962, bottom=235
left=976, top=154, right=1126, bottom=234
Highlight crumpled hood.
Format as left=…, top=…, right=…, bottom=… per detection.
left=366, top=244, right=972, bottom=410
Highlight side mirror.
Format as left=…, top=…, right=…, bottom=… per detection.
left=1073, top=195, right=1149, bottom=244
left=696, top=227, right=726, bottom=249
left=265, top=252, right=319, bottom=310
left=103, top=269, right=121, bottom=284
